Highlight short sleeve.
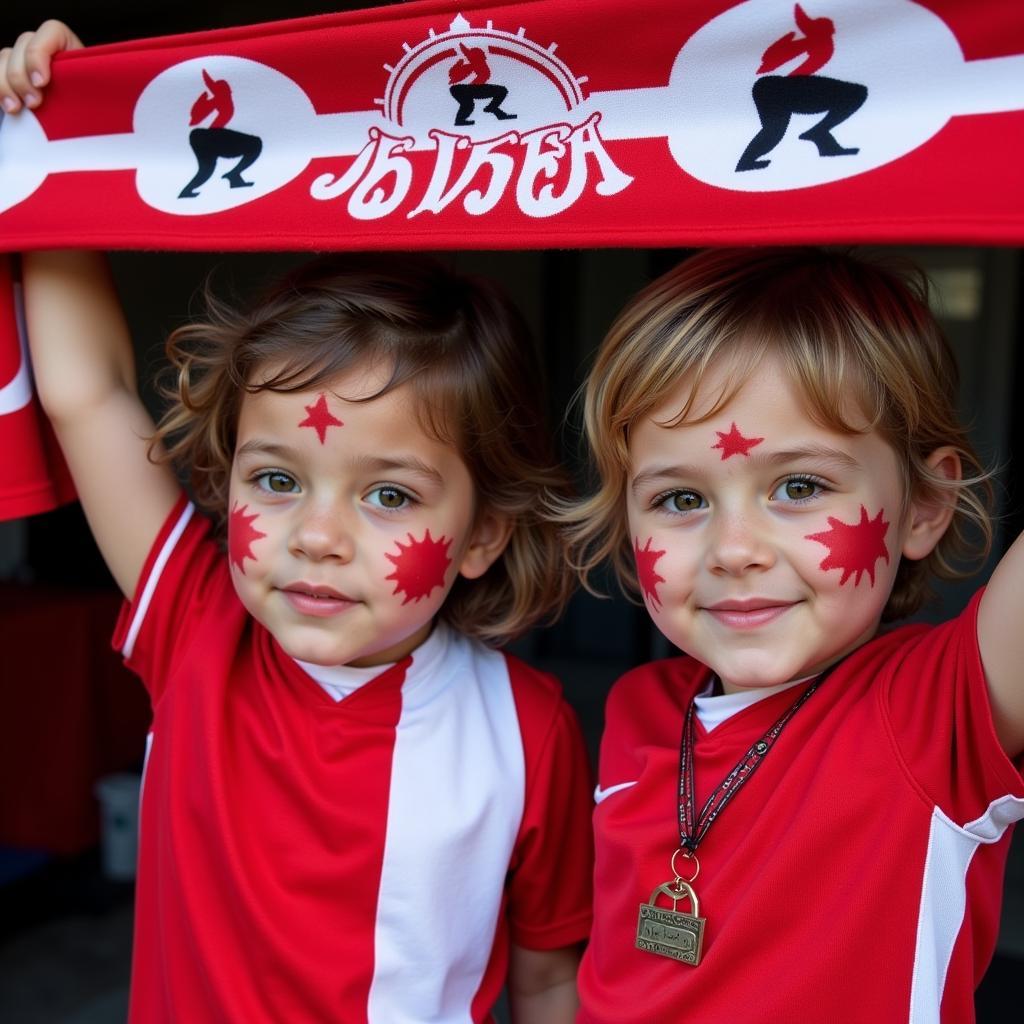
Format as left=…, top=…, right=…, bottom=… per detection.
left=111, top=495, right=234, bottom=705
left=506, top=695, right=594, bottom=950
left=882, top=589, right=1024, bottom=828
left=596, top=659, right=701, bottom=799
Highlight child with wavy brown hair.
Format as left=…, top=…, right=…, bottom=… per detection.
left=566, top=247, right=1023, bottom=1023
left=22, top=245, right=593, bottom=1022
left=7, top=31, right=592, bottom=1024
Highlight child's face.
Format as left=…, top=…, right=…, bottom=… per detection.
left=626, top=353, right=916, bottom=694
left=226, top=362, right=495, bottom=667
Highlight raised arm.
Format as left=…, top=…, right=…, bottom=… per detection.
left=977, top=530, right=1024, bottom=758
left=23, top=251, right=180, bottom=598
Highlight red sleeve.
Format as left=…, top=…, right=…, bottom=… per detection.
left=597, top=658, right=702, bottom=794
left=882, top=589, right=1024, bottom=827
left=505, top=671, right=594, bottom=950
left=111, top=495, right=235, bottom=705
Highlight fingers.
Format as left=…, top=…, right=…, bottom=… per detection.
left=0, top=20, right=83, bottom=115
left=0, top=34, right=39, bottom=114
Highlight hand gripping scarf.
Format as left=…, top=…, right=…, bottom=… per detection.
left=1, top=0, right=1023, bottom=516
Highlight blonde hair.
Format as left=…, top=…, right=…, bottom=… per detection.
left=567, top=247, right=994, bottom=621
left=151, top=253, right=573, bottom=644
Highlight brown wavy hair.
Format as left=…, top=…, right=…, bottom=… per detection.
left=564, top=247, right=994, bottom=622
left=150, top=253, right=572, bottom=644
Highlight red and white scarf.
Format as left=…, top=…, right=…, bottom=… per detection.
left=2, top=0, right=1022, bottom=516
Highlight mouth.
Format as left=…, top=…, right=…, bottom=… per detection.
left=702, top=598, right=797, bottom=630
left=278, top=583, right=358, bottom=618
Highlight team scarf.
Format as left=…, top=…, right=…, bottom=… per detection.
left=1, top=0, right=1022, bottom=516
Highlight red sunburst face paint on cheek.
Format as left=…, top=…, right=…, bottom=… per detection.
left=229, top=502, right=267, bottom=574
left=634, top=536, right=667, bottom=611
left=385, top=529, right=453, bottom=605
left=805, top=505, right=890, bottom=586
left=712, top=422, right=764, bottom=460
left=298, top=393, right=344, bottom=444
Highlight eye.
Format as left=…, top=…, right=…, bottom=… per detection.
left=254, top=470, right=298, bottom=494
left=656, top=490, right=707, bottom=514
left=771, top=475, right=827, bottom=503
left=367, top=485, right=413, bottom=511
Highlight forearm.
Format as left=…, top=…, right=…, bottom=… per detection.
left=508, top=975, right=579, bottom=1024
left=507, top=943, right=581, bottom=1024
left=977, top=527, right=1024, bottom=757
left=21, top=249, right=179, bottom=598
left=23, top=250, right=139, bottom=422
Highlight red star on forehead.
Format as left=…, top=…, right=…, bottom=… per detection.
left=806, top=505, right=890, bottom=587
left=385, top=529, right=453, bottom=605
left=712, top=422, right=764, bottom=460
left=298, top=393, right=344, bottom=444
left=634, top=536, right=666, bottom=611
left=228, top=502, right=266, bottom=575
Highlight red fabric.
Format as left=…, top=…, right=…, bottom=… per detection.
left=0, top=256, right=76, bottom=520
left=0, top=0, right=1020, bottom=251
left=0, top=584, right=150, bottom=854
left=114, top=496, right=592, bottom=1023
left=3, top=0, right=1021, bottom=521
left=578, top=590, right=1024, bottom=1023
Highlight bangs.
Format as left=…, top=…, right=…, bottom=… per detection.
left=243, top=326, right=464, bottom=450
left=632, top=311, right=881, bottom=447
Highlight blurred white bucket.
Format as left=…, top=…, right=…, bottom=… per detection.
left=94, top=772, right=141, bottom=881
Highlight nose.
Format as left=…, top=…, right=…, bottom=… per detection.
left=705, top=507, right=775, bottom=576
left=289, top=502, right=355, bottom=564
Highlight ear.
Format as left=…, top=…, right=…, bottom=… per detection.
left=901, top=446, right=961, bottom=561
left=457, top=508, right=514, bottom=581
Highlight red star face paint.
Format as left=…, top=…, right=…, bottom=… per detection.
left=229, top=501, right=266, bottom=574
left=712, top=422, right=764, bottom=459
left=385, top=529, right=453, bottom=605
left=298, top=393, right=344, bottom=444
left=806, top=505, right=890, bottom=586
left=634, top=536, right=667, bottom=610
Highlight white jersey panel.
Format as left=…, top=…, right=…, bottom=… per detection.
left=909, top=794, right=1024, bottom=1023
left=369, top=627, right=525, bottom=1023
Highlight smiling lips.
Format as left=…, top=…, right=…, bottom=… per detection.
left=279, top=583, right=358, bottom=617
left=703, top=598, right=796, bottom=629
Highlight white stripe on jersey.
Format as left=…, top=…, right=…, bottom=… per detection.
left=909, top=793, right=1024, bottom=1023
left=368, top=626, right=525, bottom=1023
left=121, top=501, right=194, bottom=659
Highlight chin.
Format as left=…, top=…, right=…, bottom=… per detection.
left=276, top=632, right=353, bottom=667
left=715, top=659, right=796, bottom=691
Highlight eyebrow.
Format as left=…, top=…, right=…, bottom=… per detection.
left=235, top=440, right=303, bottom=461
left=236, top=441, right=445, bottom=487
left=630, top=444, right=862, bottom=495
left=347, top=454, right=445, bottom=486
left=756, top=444, right=862, bottom=472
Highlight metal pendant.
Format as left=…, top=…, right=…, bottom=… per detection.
left=635, top=879, right=705, bottom=965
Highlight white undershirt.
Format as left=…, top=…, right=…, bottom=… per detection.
left=694, top=676, right=813, bottom=732
left=295, top=657, right=397, bottom=701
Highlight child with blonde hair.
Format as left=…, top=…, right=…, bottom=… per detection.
left=3, top=26, right=592, bottom=1024
left=568, top=247, right=1022, bottom=1022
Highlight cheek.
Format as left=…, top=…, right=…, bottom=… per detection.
left=804, top=504, right=891, bottom=589
left=228, top=501, right=267, bottom=575
left=383, top=529, right=453, bottom=605
left=634, top=535, right=667, bottom=612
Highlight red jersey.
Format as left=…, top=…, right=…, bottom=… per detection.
left=579, top=590, right=1023, bottom=1023
left=115, top=496, right=593, bottom=1023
